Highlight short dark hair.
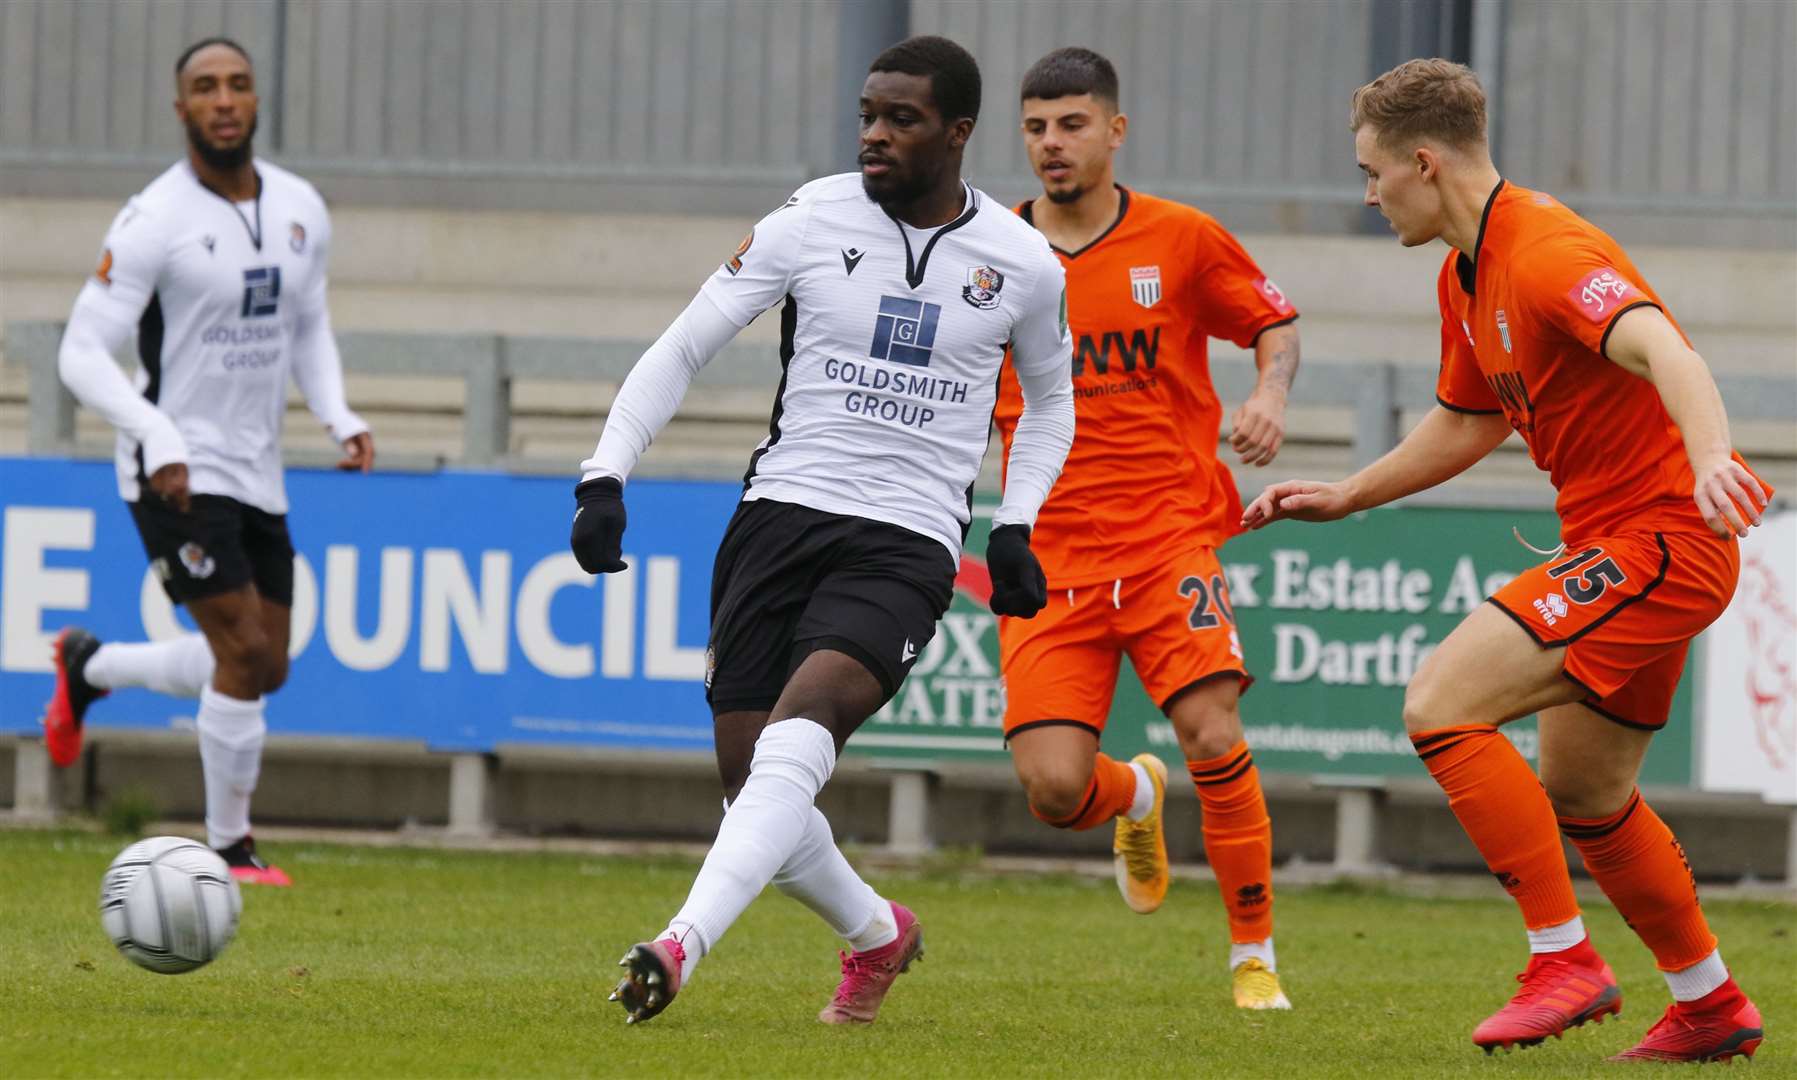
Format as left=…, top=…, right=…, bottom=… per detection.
left=868, top=35, right=981, bottom=124
left=1020, top=47, right=1119, bottom=110
left=175, top=37, right=253, bottom=85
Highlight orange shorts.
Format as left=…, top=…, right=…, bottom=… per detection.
left=1488, top=530, right=1739, bottom=730
left=999, top=545, right=1251, bottom=739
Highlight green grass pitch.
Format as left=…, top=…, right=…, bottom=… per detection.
left=3, top=829, right=1792, bottom=1078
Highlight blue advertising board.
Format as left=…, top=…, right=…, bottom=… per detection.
left=1, top=457, right=735, bottom=751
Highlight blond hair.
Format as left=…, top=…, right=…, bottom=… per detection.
left=1350, top=58, right=1487, bottom=151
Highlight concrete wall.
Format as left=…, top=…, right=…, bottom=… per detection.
left=7, top=736, right=1792, bottom=881
left=2, top=0, right=1791, bottom=244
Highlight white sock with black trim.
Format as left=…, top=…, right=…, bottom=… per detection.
left=196, top=685, right=266, bottom=849
left=86, top=635, right=215, bottom=698
left=663, top=718, right=837, bottom=982
left=774, top=806, right=895, bottom=953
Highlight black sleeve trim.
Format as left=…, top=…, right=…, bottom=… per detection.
left=1436, top=394, right=1503, bottom=416
left=1247, top=313, right=1300, bottom=347
left=1597, top=300, right=1663, bottom=361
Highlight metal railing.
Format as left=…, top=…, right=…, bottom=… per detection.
left=13, top=320, right=1795, bottom=482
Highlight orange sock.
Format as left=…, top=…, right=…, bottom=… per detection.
left=1032, top=752, right=1136, bottom=831
left=1189, top=742, right=1273, bottom=943
left=1411, top=725, right=1580, bottom=929
left=1560, top=789, right=1717, bottom=972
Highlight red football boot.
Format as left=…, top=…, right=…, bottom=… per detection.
left=609, top=937, right=687, bottom=1025
left=216, top=836, right=293, bottom=887
left=1610, top=978, right=1762, bottom=1063
left=1472, top=938, right=1621, bottom=1054
left=42, top=628, right=107, bottom=767
left=817, top=901, right=924, bottom=1024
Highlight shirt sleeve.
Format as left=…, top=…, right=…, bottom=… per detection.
left=696, top=190, right=815, bottom=328
left=579, top=291, right=743, bottom=483
left=60, top=204, right=188, bottom=474
left=1512, top=236, right=1664, bottom=359
left=992, top=252, right=1075, bottom=530
left=1188, top=214, right=1299, bottom=349
left=288, top=210, right=369, bottom=442
left=1434, top=257, right=1503, bottom=414
left=76, top=198, right=166, bottom=328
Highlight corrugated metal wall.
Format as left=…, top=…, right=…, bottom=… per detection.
left=1, top=0, right=1790, bottom=240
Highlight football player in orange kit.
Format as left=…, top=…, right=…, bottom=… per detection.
left=993, top=48, right=1300, bottom=1010
left=1245, top=59, right=1770, bottom=1062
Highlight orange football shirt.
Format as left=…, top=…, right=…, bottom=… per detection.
left=1435, top=181, right=1769, bottom=541
left=995, top=188, right=1297, bottom=587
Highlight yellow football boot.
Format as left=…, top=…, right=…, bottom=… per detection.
left=1232, top=958, right=1293, bottom=1010
left=1112, top=753, right=1169, bottom=913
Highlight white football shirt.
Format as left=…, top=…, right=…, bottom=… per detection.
left=695, top=172, right=1071, bottom=556
left=65, top=158, right=363, bottom=514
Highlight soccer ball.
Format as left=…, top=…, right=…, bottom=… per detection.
left=99, top=836, right=242, bottom=974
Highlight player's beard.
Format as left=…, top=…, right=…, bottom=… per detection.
left=862, top=158, right=942, bottom=212
left=186, top=113, right=258, bottom=172
left=1044, top=181, right=1087, bottom=205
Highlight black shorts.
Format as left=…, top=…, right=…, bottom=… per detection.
left=129, top=493, right=295, bottom=608
left=706, top=498, right=957, bottom=715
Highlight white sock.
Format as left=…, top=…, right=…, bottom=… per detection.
left=196, top=685, right=266, bottom=849
left=1230, top=938, right=1276, bottom=972
left=661, top=718, right=837, bottom=983
left=1526, top=915, right=1587, bottom=954
left=1664, top=947, right=1728, bottom=1001
left=773, top=806, right=896, bottom=953
left=86, top=635, right=215, bottom=698
left=1125, top=760, right=1155, bottom=821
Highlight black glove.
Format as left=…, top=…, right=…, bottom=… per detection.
left=985, top=524, right=1048, bottom=618
left=570, top=477, right=628, bottom=574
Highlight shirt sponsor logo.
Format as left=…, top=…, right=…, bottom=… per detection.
left=962, top=264, right=1004, bottom=309
left=1496, top=308, right=1512, bottom=353
left=1129, top=265, right=1162, bottom=309
left=869, top=295, right=941, bottom=367
left=241, top=266, right=281, bottom=318
left=1255, top=275, right=1295, bottom=316
left=1570, top=267, right=1635, bottom=321
left=724, top=230, right=753, bottom=276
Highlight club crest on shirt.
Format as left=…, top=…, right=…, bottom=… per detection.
left=1495, top=308, right=1512, bottom=353
left=1129, top=265, right=1162, bottom=309
left=1570, top=267, right=1635, bottom=321
left=703, top=645, right=717, bottom=689
left=289, top=221, right=307, bottom=254
left=962, top=264, right=1004, bottom=309
left=178, top=542, right=216, bottom=580
left=725, top=230, right=754, bottom=276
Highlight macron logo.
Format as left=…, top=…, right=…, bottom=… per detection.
left=901, top=638, right=917, bottom=662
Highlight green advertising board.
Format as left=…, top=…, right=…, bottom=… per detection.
left=849, top=504, right=1694, bottom=787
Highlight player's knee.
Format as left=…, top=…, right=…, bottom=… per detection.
left=1401, top=675, right=1452, bottom=736
left=1173, top=700, right=1242, bottom=761
left=210, top=622, right=269, bottom=677
left=1542, top=771, right=1631, bottom=820
left=1021, top=766, right=1092, bottom=825
left=259, top=652, right=289, bottom=695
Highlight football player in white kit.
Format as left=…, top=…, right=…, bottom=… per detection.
left=43, top=39, right=372, bottom=887
left=571, top=36, right=1075, bottom=1025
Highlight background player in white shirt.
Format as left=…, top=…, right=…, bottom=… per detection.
left=571, top=36, right=1075, bottom=1026
left=42, top=38, right=373, bottom=887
